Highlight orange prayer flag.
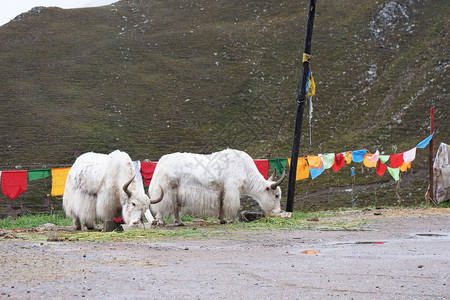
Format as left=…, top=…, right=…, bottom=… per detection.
left=363, top=153, right=377, bottom=168
left=399, top=162, right=411, bottom=172
left=307, top=155, right=323, bottom=169
left=344, top=151, right=352, bottom=164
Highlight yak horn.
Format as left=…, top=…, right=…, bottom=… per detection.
left=123, top=176, right=135, bottom=198
left=270, top=170, right=286, bottom=190
left=268, top=172, right=276, bottom=181
left=150, top=185, right=164, bottom=205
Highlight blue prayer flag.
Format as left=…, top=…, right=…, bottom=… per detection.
left=309, top=161, right=325, bottom=179
left=416, top=132, right=435, bottom=149
left=351, top=150, right=367, bottom=163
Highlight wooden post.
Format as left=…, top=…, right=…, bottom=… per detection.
left=286, top=0, right=316, bottom=212
left=429, top=107, right=435, bottom=204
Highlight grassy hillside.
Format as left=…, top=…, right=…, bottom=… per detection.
left=0, top=0, right=448, bottom=216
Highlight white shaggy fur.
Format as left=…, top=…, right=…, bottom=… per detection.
left=63, top=150, right=150, bottom=230
left=148, top=149, right=283, bottom=225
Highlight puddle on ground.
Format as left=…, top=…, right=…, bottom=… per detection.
left=416, top=233, right=447, bottom=237
left=333, top=241, right=385, bottom=245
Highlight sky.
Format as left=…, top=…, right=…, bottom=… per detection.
left=0, top=0, right=119, bottom=26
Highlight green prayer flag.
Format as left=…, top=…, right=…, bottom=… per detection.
left=322, top=153, right=335, bottom=169
left=28, top=169, right=51, bottom=181
left=387, top=167, right=399, bottom=181
left=268, top=158, right=288, bottom=176
left=379, top=155, right=390, bottom=164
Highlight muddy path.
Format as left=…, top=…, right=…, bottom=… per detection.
left=0, top=208, right=449, bottom=299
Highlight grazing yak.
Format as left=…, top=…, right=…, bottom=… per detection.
left=148, top=148, right=286, bottom=226
left=63, top=150, right=163, bottom=230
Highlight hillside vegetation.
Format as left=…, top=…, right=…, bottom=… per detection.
left=0, top=0, right=448, bottom=216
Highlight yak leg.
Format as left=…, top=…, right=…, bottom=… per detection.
left=219, top=207, right=227, bottom=224
left=155, top=214, right=166, bottom=227
left=222, top=188, right=240, bottom=223
left=218, top=188, right=227, bottom=224
left=173, top=198, right=184, bottom=226
left=73, top=217, right=81, bottom=230
left=85, top=220, right=96, bottom=230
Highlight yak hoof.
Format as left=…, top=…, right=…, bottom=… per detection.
left=73, top=219, right=81, bottom=230
left=156, top=221, right=166, bottom=227
left=219, top=219, right=227, bottom=224
left=175, top=222, right=185, bottom=226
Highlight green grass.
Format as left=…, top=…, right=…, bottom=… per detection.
left=438, top=201, right=450, bottom=208
left=0, top=213, right=72, bottom=231
left=0, top=210, right=366, bottom=242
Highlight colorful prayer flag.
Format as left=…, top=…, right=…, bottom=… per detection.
left=321, top=153, right=335, bottom=169
left=1, top=171, right=28, bottom=200
left=351, top=150, right=367, bottom=163
left=332, top=153, right=345, bottom=172
left=268, top=158, right=288, bottom=176
left=379, top=155, right=390, bottom=164
left=403, top=148, right=416, bottom=163
left=376, top=161, right=387, bottom=177
left=387, top=167, right=400, bottom=181
left=287, top=158, right=309, bottom=181
left=344, top=152, right=352, bottom=164
left=390, top=153, right=404, bottom=168
left=140, top=161, right=158, bottom=186
left=28, top=169, right=51, bottom=181
left=416, top=132, right=434, bottom=149
left=363, top=151, right=379, bottom=168
left=399, top=162, right=411, bottom=172
left=306, top=69, right=316, bottom=97
left=51, top=168, right=70, bottom=196
left=307, top=155, right=323, bottom=169
left=309, top=157, right=325, bottom=179
left=254, top=160, right=269, bottom=179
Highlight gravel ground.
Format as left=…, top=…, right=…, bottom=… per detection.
left=0, top=208, right=449, bottom=299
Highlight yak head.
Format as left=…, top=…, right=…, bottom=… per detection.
left=257, top=170, right=286, bottom=217
left=121, top=177, right=164, bottom=225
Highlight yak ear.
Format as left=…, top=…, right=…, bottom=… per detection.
left=122, top=176, right=135, bottom=198
left=268, top=172, right=276, bottom=181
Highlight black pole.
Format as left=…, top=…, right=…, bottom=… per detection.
left=286, top=0, right=316, bottom=212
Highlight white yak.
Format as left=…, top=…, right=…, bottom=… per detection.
left=63, top=150, right=163, bottom=230
left=148, top=149, right=286, bottom=226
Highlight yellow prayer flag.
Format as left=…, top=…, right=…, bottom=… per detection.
left=288, top=158, right=310, bottom=181
left=302, top=53, right=311, bottom=62
left=51, top=167, right=71, bottom=196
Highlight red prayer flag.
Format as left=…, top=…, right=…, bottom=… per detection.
left=1, top=171, right=28, bottom=200
left=376, top=161, right=387, bottom=177
left=254, top=160, right=269, bottom=179
left=390, top=153, right=404, bottom=168
left=332, top=153, right=346, bottom=172
left=140, top=162, right=158, bottom=186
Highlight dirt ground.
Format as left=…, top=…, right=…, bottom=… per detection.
left=0, top=207, right=449, bottom=299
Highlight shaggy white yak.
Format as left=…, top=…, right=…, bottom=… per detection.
left=63, top=150, right=163, bottom=230
left=148, top=148, right=285, bottom=226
